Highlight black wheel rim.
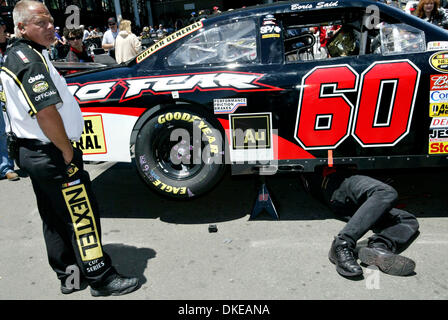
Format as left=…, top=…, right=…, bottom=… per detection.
left=152, top=124, right=205, bottom=180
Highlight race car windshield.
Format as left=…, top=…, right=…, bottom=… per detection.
left=379, top=23, right=426, bottom=55
left=167, top=19, right=258, bottom=66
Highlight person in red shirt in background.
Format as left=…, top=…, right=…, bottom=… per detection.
left=64, top=27, right=93, bottom=63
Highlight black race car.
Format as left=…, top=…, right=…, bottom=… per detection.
left=66, top=0, right=448, bottom=199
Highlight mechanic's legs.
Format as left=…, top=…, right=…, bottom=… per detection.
left=331, top=175, right=399, bottom=248
left=356, top=207, right=419, bottom=276
left=342, top=185, right=420, bottom=276
left=369, top=208, right=419, bottom=252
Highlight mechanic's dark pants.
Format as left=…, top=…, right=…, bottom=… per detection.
left=324, top=175, right=419, bottom=252
left=17, top=140, right=116, bottom=287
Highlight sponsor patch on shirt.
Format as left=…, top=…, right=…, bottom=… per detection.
left=32, top=81, right=49, bottom=93
left=34, top=90, right=56, bottom=102
left=62, top=179, right=81, bottom=188
left=28, top=74, right=45, bottom=84
left=16, top=50, right=30, bottom=63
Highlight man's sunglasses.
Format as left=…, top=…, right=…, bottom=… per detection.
left=109, top=23, right=116, bottom=26
left=68, top=36, right=82, bottom=40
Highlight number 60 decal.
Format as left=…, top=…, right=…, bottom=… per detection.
left=294, top=60, right=420, bottom=150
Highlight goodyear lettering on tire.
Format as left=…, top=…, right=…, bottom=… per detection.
left=157, top=112, right=219, bottom=154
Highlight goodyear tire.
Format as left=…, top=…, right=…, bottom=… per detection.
left=135, top=109, right=226, bottom=199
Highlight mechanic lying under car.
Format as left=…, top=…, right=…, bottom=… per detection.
left=301, top=166, right=419, bottom=278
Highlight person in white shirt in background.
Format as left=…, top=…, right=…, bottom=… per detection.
left=102, top=17, right=119, bottom=56
left=80, top=25, right=89, bottom=41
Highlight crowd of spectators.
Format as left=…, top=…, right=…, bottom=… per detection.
left=46, top=5, right=227, bottom=63
left=411, top=0, right=448, bottom=28
left=50, top=24, right=107, bottom=61
left=388, top=0, right=448, bottom=29
left=41, top=1, right=448, bottom=64
left=44, top=5, right=225, bottom=64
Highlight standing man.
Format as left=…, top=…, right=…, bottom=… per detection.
left=302, top=166, right=419, bottom=278
left=80, top=25, right=90, bottom=42
left=156, top=24, right=165, bottom=39
left=52, top=26, right=66, bottom=60
left=102, top=17, right=118, bottom=57
left=0, top=16, right=19, bottom=181
left=1, top=0, right=139, bottom=296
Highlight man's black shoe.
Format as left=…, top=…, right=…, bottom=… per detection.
left=358, top=242, right=415, bottom=276
left=90, top=274, right=139, bottom=297
left=328, top=237, right=363, bottom=277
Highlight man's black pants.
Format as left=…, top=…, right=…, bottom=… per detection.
left=324, top=175, right=419, bottom=252
left=18, top=140, right=116, bottom=287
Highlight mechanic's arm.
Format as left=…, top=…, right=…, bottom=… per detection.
left=36, top=105, right=74, bottom=165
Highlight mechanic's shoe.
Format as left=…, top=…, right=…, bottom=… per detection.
left=61, top=278, right=88, bottom=294
left=329, top=237, right=363, bottom=277
left=90, top=274, right=139, bottom=297
left=5, top=171, right=19, bottom=181
left=358, top=243, right=415, bottom=276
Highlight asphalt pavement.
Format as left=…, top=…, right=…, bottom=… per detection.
left=0, top=161, right=447, bottom=303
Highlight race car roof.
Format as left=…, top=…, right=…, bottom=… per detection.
left=203, top=0, right=386, bottom=21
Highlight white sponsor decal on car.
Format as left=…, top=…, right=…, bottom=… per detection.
left=72, top=82, right=118, bottom=101
left=214, top=98, right=247, bottom=114
left=291, top=1, right=338, bottom=11
left=68, top=73, right=282, bottom=103
left=121, top=72, right=279, bottom=101
left=427, top=41, right=448, bottom=51
left=430, top=90, right=448, bottom=103
left=430, top=117, right=448, bottom=128
left=136, top=21, right=203, bottom=63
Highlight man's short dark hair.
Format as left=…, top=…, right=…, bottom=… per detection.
left=63, top=27, right=83, bottom=39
